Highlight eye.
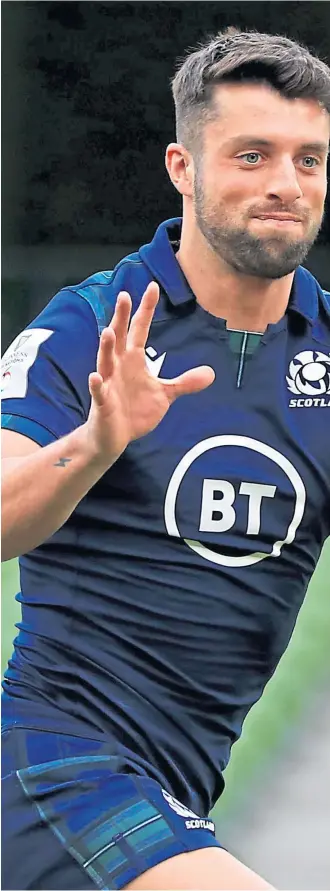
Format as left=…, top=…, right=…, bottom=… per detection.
left=238, top=152, right=262, bottom=164
left=301, top=156, right=319, bottom=168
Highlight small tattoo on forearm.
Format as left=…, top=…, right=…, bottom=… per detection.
left=54, top=457, right=72, bottom=468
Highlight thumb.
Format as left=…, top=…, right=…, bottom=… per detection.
left=163, top=366, right=215, bottom=404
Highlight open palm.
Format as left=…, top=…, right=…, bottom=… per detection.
left=87, top=282, right=215, bottom=462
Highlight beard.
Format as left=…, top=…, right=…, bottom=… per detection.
left=194, top=170, right=323, bottom=280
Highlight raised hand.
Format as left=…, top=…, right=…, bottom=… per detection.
left=86, top=281, right=215, bottom=462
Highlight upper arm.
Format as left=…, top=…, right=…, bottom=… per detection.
left=1, top=288, right=100, bottom=447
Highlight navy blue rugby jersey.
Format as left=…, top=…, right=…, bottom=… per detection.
left=2, top=218, right=330, bottom=817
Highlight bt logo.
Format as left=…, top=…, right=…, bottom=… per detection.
left=199, top=479, right=276, bottom=536
left=164, top=436, right=306, bottom=568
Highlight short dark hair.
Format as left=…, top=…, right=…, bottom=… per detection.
left=171, top=27, right=330, bottom=149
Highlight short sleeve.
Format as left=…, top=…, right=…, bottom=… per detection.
left=1, top=288, right=100, bottom=446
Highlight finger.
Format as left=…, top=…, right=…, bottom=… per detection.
left=110, top=291, right=132, bottom=354
left=88, top=371, right=106, bottom=407
left=163, top=366, right=215, bottom=404
left=96, top=327, right=116, bottom=380
left=128, top=282, right=160, bottom=349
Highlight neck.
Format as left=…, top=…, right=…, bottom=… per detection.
left=176, top=220, right=295, bottom=334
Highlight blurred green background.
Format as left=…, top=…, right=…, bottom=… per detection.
left=2, top=543, right=330, bottom=824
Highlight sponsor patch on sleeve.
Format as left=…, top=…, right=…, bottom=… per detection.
left=1, top=328, right=53, bottom=399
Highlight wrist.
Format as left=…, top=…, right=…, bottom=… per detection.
left=76, top=423, right=122, bottom=473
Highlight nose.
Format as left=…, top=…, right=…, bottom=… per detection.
left=265, top=158, right=303, bottom=203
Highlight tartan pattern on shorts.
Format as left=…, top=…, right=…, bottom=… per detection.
left=16, top=755, right=189, bottom=890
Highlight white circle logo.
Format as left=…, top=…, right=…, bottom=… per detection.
left=164, top=436, right=306, bottom=567
left=287, top=350, right=330, bottom=397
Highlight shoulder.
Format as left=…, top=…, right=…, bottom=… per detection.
left=2, top=246, right=157, bottom=366
left=64, top=250, right=154, bottom=334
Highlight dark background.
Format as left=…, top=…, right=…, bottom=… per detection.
left=2, top=1, right=330, bottom=347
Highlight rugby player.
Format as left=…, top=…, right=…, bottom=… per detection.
left=2, top=27, right=330, bottom=891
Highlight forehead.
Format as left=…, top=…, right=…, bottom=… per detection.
left=206, top=82, right=330, bottom=147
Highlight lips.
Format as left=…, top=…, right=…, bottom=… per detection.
left=254, top=215, right=303, bottom=222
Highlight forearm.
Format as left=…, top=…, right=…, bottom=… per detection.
left=1, top=424, right=116, bottom=562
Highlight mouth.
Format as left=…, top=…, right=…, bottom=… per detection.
left=253, top=215, right=303, bottom=224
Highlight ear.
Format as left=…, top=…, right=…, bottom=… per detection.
left=165, top=143, right=194, bottom=198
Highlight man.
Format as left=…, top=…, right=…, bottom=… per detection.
left=2, top=26, right=330, bottom=891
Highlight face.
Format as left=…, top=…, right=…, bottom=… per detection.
left=192, top=83, right=329, bottom=279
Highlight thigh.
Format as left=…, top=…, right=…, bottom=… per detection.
left=124, top=846, right=274, bottom=890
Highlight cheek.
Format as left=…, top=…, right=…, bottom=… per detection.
left=302, top=171, right=328, bottom=204
left=204, top=176, right=244, bottom=207
left=307, top=189, right=327, bottom=221
left=216, top=166, right=263, bottom=202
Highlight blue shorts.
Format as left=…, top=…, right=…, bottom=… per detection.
left=2, top=727, right=221, bottom=890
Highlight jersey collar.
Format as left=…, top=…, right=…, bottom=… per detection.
left=288, top=265, right=320, bottom=323
left=139, top=218, right=194, bottom=305
left=140, top=217, right=321, bottom=322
